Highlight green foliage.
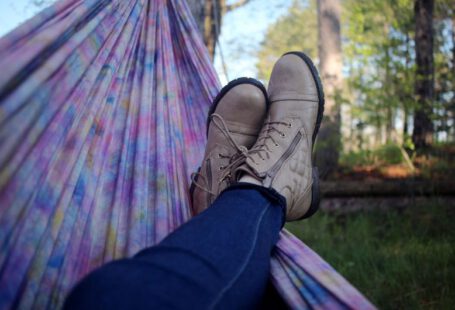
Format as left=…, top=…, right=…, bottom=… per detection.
left=257, top=0, right=454, bottom=151
left=343, top=0, right=417, bottom=141
left=403, top=134, right=415, bottom=151
left=256, top=0, right=317, bottom=81
left=287, top=200, right=455, bottom=309
left=340, top=143, right=405, bottom=167
left=340, top=149, right=376, bottom=166
left=343, top=0, right=454, bottom=145
left=376, top=143, right=405, bottom=164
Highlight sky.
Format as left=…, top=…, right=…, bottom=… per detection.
left=0, top=0, right=48, bottom=37
left=0, top=0, right=292, bottom=85
left=214, top=0, right=293, bottom=84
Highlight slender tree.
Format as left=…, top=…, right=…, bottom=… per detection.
left=187, top=0, right=222, bottom=58
left=452, top=13, right=455, bottom=141
left=412, top=0, right=434, bottom=150
left=187, top=0, right=251, bottom=59
left=187, top=0, right=206, bottom=34
left=315, top=0, right=342, bottom=178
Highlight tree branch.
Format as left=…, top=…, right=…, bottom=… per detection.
left=225, top=0, right=251, bottom=12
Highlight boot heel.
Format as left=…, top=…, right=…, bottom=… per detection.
left=302, top=167, right=320, bottom=219
left=189, top=166, right=201, bottom=198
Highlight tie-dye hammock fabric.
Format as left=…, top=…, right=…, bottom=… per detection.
left=0, top=0, right=374, bottom=309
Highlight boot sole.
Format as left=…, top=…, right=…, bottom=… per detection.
left=284, top=51, right=325, bottom=220
left=190, top=78, right=269, bottom=211
left=189, top=166, right=200, bottom=214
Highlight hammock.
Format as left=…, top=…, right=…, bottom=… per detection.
left=0, top=0, right=375, bottom=309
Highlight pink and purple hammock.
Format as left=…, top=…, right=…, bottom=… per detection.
left=0, top=0, right=375, bottom=308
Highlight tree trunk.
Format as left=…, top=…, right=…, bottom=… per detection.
left=452, top=14, right=455, bottom=142
left=186, top=0, right=223, bottom=59
left=412, top=0, right=434, bottom=150
left=384, top=45, right=394, bottom=143
left=187, top=0, right=206, bottom=35
left=315, top=0, right=342, bottom=178
left=186, top=0, right=250, bottom=60
left=403, top=107, right=409, bottom=138
left=403, top=32, right=412, bottom=139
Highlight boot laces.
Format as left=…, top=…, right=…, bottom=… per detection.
left=191, top=113, right=250, bottom=195
left=247, top=121, right=291, bottom=164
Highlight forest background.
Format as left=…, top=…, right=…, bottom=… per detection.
left=187, top=0, right=454, bottom=182
left=1, top=0, right=454, bottom=308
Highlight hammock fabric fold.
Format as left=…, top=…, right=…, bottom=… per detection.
left=0, top=0, right=374, bottom=309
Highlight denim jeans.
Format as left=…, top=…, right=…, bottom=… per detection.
left=64, top=183, right=287, bottom=309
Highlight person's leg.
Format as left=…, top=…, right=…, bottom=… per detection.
left=64, top=183, right=285, bottom=310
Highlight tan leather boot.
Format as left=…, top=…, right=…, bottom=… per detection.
left=190, top=78, right=268, bottom=215
left=235, top=52, right=324, bottom=221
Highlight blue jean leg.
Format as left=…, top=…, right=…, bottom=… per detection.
left=64, top=183, right=286, bottom=309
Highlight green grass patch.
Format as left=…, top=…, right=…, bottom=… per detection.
left=340, top=143, right=405, bottom=168
left=286, top=200, right=455, bottom=309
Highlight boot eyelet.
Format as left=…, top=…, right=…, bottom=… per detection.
left=275, top=143, right=279, bottom=147
left=281, top=133, right=286, bottom=138
left=219, top=166, right=224, bottom=170
left=288, top=123, right=292, bottom=128
left=218, top=154, right=222, bottom=158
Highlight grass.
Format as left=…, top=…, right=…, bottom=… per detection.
left=286, top=199, right=455, bottom=309
left=339, top=143, right=406, bottom=168
left=338, top=142, right=455, bottom=181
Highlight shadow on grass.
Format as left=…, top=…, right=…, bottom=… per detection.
left=286, top=198, right=455, bottom=309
